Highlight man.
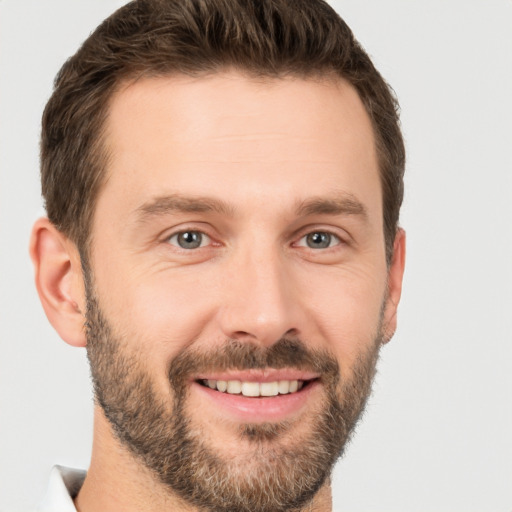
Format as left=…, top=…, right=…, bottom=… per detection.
left=30, top=0, right=405, bottom=511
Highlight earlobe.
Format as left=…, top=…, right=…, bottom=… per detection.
left=29, top=218, right=87, bottom=347
left=382, top=228, right=406, bottom=344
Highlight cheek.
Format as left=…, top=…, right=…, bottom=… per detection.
left=96, top=263, right=220, bottom=353
left=298, top=264, right=387, bottom=372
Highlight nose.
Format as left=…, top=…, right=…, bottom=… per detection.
left=216, top=245, right=302, bottom=347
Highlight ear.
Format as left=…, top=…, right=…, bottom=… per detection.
left=29, top=218, right=87, bottom=347
left=381, top=228, right=406, bottom=343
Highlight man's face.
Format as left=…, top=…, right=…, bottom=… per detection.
left=85, top=73, right=396, bottom=511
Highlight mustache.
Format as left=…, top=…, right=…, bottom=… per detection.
left=168, top=337, right=340, bottom=390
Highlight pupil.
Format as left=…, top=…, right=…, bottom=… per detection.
left=179, top=231, right=202, bottom=249
left=307, top=232, right=330, bottom=249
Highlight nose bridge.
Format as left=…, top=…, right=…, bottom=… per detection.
left=217, top=237, right=299, bottom=345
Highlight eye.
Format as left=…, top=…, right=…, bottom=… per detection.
left=297, top=231, right=341, bottom=249
left=167, top=230, right=211, bottom=249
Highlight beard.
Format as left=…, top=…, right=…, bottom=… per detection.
left=84, top=284, right=382, bottom=512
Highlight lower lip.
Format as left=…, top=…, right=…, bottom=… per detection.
left=192, top=380, right=320, bottom=423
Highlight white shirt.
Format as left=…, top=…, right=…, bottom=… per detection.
left=36, top=466, right=86, bottom=512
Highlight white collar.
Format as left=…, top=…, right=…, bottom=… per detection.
left=36, top=465, right=86, bottom=512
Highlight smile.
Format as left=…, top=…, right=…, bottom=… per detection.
left=192, top=370, right=321, bottom=421
left=199, top=379, right=307, bottom=397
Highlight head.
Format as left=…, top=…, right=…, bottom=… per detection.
left=31, top=1, right=406, bottom=511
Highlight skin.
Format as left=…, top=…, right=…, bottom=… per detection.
left=30, top=72, right=405, bottom=512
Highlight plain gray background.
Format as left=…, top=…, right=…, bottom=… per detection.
left=1, top=1, right=511, bottom=511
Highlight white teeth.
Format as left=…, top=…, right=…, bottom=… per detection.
left=260, top=382, right=278, bottom=396
left=241, top=382, right=260, bottom=397
left=278, top=380, right=290, bottom=394
left=227, top=380, right=242, bottom=394
left=203, top=379, right=305, bottom=397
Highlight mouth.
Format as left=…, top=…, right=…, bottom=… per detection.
left=192, top=372, right=321, bottom=423
left=197, top=378, right=313, bottom=397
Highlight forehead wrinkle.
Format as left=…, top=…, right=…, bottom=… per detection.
left=134, top=194, right=236, bottom=223
left=295, top=192, right=369, bottom=221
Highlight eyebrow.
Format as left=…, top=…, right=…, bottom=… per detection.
left=295, top=193, right=368, bottom=221
left=135, top=194, right=235, bottom=222
left=134, top=192, right=368, bottom=223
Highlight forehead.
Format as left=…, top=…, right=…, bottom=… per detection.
left=98, top=72, right=380, bottom=223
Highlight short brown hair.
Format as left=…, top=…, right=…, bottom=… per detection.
left=41, top=0, right=405, bottom=262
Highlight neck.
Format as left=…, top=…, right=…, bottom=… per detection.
left=75, top=409, right=193, bottom=512
left=75, top=407, right=333, bottom=512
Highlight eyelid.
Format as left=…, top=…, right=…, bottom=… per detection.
left=295, top=231, right=342, bottom=249
left=166, top=230, right=212, bottom=249
left=160, top=223, right=219, bottom=248
left=292, top=225, right=350, bottom=247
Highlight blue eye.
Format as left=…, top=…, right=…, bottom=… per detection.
left=299, top=231, right=340, bottom=249
left=168, top=231, right=210, bottom=249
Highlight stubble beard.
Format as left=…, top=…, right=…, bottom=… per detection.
left=84, top=283, right=382, bottom=512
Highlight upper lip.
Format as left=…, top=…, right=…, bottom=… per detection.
left=193, top=369, right=320, bottom=383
